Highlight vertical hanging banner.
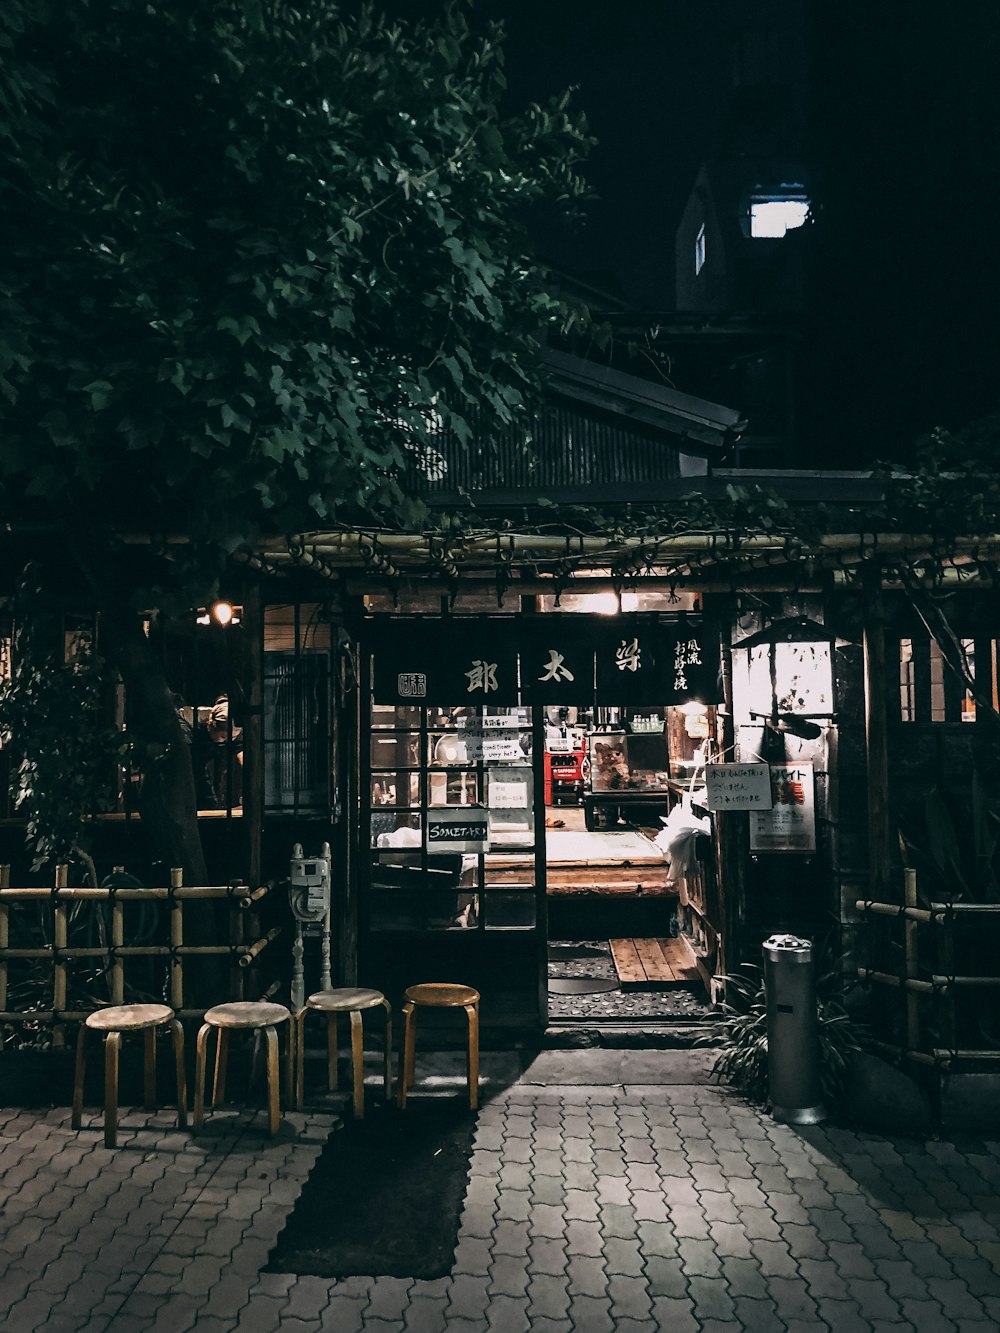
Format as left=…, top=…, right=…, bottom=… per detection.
left=595, top=616, right=665, bottom=704
left=520, top=618, right=596, bottom=705
left=371, top=619, right=519, bottom=705
left=658, top=621, right=722, bottom=705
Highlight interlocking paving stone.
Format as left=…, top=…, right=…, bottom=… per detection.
left=525, top=1273, right=570, bottom=1319
left=526, top=1236, right=568, bottom=1275
left=602, top=1237, right=644, bottom=1277
left=3, top=1078, right=1000, bottom=1333
left=488, top=1253, right=531, bottom=1297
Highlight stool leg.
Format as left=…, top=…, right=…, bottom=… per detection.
left=71, top=1024, right=88, bottom=1130
left=193, top=1023, right=211, bottom=1132
left=399, top=1001, right=415, bottom=1109
left=349, top=1009, right=364, bottom=1119
left=212, top=1028, right=229, bottom=1108
left=381, top=1000, right=393, bottom=1104
left=263, top=1025, right=280, bottom=1137
left=170, top=1019, right=187, bottom=1130
left=465, top=1003, right=479, bottom=1112
left=326, top=1012, right=338, bottom=1091
left=104, top=1031, right=121, bottom=1149
left=295, top=1012, right=305, bottom=1110
left=284, top=1020, right=294, bottom=1111
left=143, top=1027, right=157, bottom=1110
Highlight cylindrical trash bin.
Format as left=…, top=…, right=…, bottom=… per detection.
left=763, top=934, right=826, bottom=1125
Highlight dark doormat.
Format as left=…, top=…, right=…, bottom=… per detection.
left=548, top=977, right=619, bottom=995
left=267, top=1101, right=478, bottom=1279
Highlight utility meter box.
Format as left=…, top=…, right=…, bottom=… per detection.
left=289, top=842, right=331, bottom=922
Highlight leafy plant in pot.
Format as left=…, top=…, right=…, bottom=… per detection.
left=698, top=965, right=866, bottom=1110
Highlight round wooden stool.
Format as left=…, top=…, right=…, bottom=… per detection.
left=71, top=1003, right=186, bottom=1148
left=193, top=1001, right=293, bottom=1137
left=295, top=988, right=392, bottom=1117
left=399, top=983, right=480, bottom=1111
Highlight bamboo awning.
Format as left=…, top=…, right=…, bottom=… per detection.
left=231, top=528, right=1000, bottom=587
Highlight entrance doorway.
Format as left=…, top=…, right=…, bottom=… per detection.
left=359, top=610, right=724, bottom=1037
left=541, top=704, right=715, bottom=1026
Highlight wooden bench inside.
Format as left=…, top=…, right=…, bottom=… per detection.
left=609, top=936, right=702, bottom=990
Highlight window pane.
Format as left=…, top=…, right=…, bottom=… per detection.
left=371, top=733, right=420, bottom=769
left=371, top=704, right=422, bottom=729
left=370, top=812, right=422, bottom=849
left=484, top=890, right=536, bottom=929
left=428, top=771, right=480, bottom=806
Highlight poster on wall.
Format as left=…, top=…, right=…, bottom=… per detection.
left=426, top=807, right=489, bottom=854
left=749, top=762, right=816, bottom=853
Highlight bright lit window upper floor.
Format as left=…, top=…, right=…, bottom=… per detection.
left=745, top=185, right=810, bottom=238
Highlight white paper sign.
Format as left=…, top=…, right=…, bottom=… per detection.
left=460, top=720, right=524, bottom=761
left=704, top=762, right=773, bottom=811
left=489, top=780, right=530, bottom=809
left=750, top=762, right=816, bottom=853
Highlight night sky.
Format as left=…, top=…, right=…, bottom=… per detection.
left=385, top=1, right=1000, bottom=460
left=485, top=0, right=741, bottom=308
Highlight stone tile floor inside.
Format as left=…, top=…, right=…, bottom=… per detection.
left=547, top=940, right=714, bottom=1024
left=2, top=1051, right=1000, bottom=1332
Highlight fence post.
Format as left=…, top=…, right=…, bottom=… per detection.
left=903, top=868, right=920, bottom=1055
left=53, top=864, right=69, bottom=1049
left=170, top=868, right=184, bottom=1014
left=0, top=864, right=8, bottom=1051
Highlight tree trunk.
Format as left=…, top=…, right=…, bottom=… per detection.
left=67, top=530, right=225, bottom=998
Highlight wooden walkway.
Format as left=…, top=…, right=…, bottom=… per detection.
left=609, top=936, right=702, bottom=990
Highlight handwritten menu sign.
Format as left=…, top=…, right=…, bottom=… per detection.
left=704, top=763, right=773, bottom=811
left=426, top=808, right=489, bottom=854
left=459, top=716, right=524, bottom=762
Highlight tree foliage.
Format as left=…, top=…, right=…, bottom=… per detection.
left=0, top=0, right=591, bottom=881
left=0, top=569, right=125, bottom=872
left=0, top=0, right=591, bottom=548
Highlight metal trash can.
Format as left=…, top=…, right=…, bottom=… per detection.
left=763, top=934, right=826, bottom=1125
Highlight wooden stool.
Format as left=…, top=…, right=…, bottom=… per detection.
left=295, top=988, right=392, bottom=1117
left=193, top=1001, right=293, bottom=1137
left=71, top=1003, right=186, bottom=1148
left=399, top=983, right=480, bottom=1111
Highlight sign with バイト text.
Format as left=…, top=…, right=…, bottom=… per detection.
left=704, top=762, right=773, bottom=811
left=426, top=807, right=490, bottom=854
left=749, top=762, right=816, bottom=853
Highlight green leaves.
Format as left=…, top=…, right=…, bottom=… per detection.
left=0, top=0, right=590, bottom=554
left=0, top=566, right=127, bottom=870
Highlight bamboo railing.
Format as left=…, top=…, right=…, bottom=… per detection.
left=0, top=864, right=278, bottom=1049
left=856, top=868, right=1000, bottom=1068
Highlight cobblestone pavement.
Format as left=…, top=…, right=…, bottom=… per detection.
left=2, top=1055, right=1000, bottom=1331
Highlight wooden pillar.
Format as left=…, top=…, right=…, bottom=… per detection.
left=716, top=629, right=747, bottom=981
left=862, top=561, right=893, bottom=903
left=337, top=611, right=362, bottom=987
left=0, top=865, right=9, bottom=1052
left=239, top=582, right=264, bottom=888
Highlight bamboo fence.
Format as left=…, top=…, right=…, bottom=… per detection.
left=0, top=864, right=278, bottom=1049
left=856, top=868, right=1000, bottom=1069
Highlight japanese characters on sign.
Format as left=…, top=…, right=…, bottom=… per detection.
left=749, top=762, right=816, bottom=853
left=521, top=620, right=595, bottom=705
left=371, top=615, right=721, bottom=706
left=704, top=762, right=774, bottom=811
left=371, top=619, right=518, bottom=705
